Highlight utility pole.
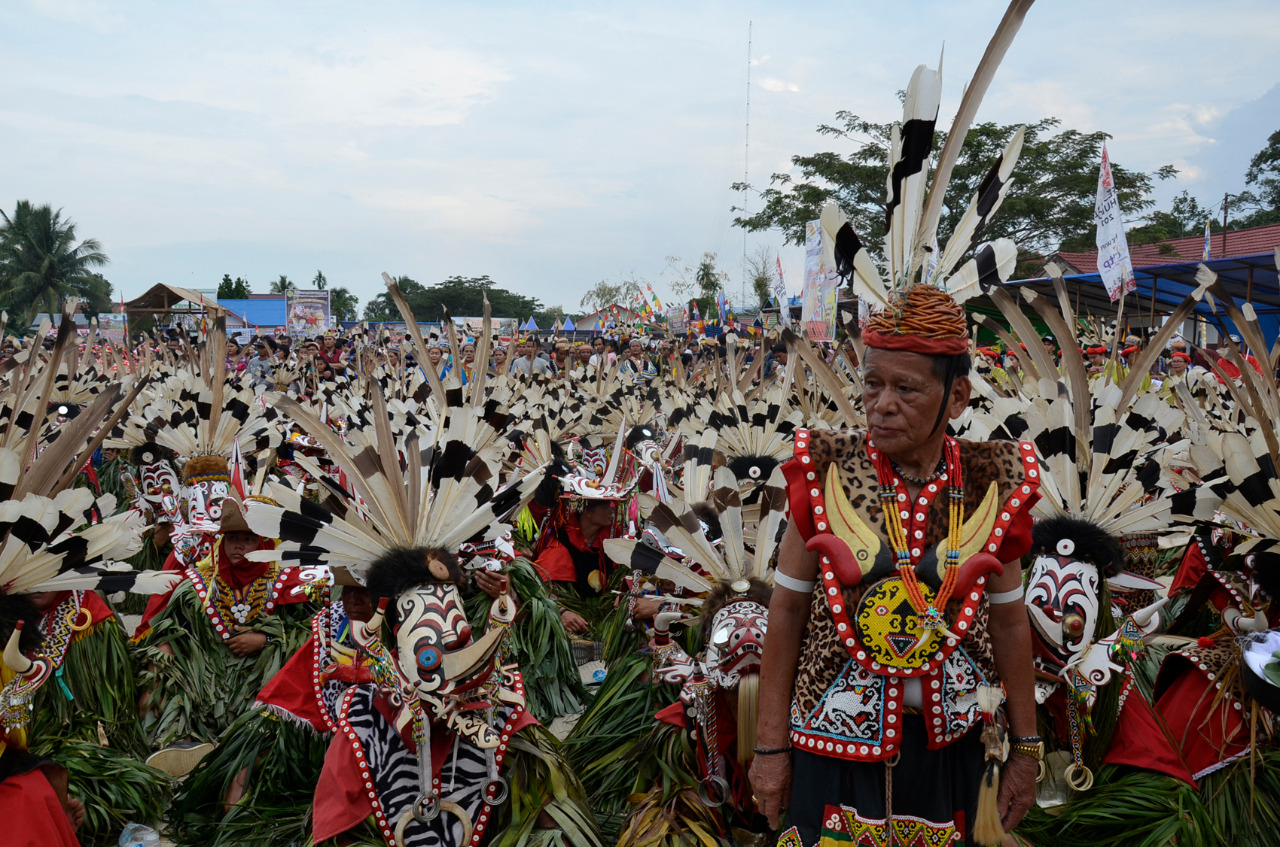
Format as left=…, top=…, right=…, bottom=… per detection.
left=742, top=21, right=752, bottom=308
left=1220, top=191, right=1230, bottom=259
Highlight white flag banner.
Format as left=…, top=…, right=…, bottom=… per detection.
left=1094, top=144, right=1136, bottom=303
left=774, top=255, right=790, bottom=327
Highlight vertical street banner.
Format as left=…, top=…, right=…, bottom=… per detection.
left=774, top=255, right=790, bottom=327
left=801, top=219, right=838, bottom=342
left=1094, top=144, right=1136, bottom=303
left=286, top=290, right=332, bottom=338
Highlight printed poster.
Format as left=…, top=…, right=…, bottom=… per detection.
left=801, top=219, right=839, bottom=342
left=285, top=290, right=332, bottom=338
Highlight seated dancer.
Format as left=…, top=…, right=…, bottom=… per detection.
left=136, top=492, right=316, bottom=756
left=240, top=386, right=600, bottom=847
left=21, top=584, right=174, bottom=845
left=167, top=582, right=378, bottom=846
left=535, top=499, right=619, bottom=633
left=593, top=464, right=789, bottom=845
left=533, top=440, right=639, bottom=634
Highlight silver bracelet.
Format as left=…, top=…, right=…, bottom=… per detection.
left=774, top=570, right=817, bottom=594
left=988, top=584, right=1024, bottom=605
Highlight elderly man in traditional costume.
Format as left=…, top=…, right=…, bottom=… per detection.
left=749, top=6, right=1046, bottom=839
left=752, top=284, right=1042, bottom=847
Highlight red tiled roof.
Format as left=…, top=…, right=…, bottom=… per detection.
left=1045, top=222, right=1280, bottom=274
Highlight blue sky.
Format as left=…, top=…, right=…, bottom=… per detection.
left=3, top=0, right=1278, bottom=315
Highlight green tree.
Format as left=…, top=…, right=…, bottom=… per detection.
left=732, top=115, right=1174, bottom=265
left=269, top=275, right=295, bottom=294
left=0, top=201, right=111, bottom=322
left=217, top=274, right=252, bottom=298
left=1230, top=129, right=1280, bottom=229
left=312, top=270, right=328, bottom=290
left=578, top=276, right=643, bottom=312
left=363, top=276, right=423, bottom=322
left=329, top=286, right=359, bottom=322
left=745, top=245, right=776, bottom=311
left=537, top=304, right=567, bottom=326
left=1128, top=190, right=1217, bottom=245
left=365, top=275, right=545, bottom=323
left=695, top=252, right=727, bottom=299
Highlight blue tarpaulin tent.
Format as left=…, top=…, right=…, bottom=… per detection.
left=1001, top=252, right=1280, bottom=348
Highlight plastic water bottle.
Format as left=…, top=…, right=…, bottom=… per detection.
left=119, top=823, right=161, bottom=847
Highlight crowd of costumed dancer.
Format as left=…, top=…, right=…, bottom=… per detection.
left=4, top=3, right=1280, bottom=846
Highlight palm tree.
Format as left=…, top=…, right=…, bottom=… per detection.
left=329, top=286, right=359, bottom=321
left=0, top=201, right=111, bottom=322
left=269, top=275, right=295, bottom=294
left=312, top=270, right=327, bottom=290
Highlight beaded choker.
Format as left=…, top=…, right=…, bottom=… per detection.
left=890, top=455, right=946, bottom=485
left=873, top=437, right=965, bottom=631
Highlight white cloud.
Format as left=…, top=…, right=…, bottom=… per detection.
left=758, top=77, right=799, bottom=93
left=155, top=39, right=511, bottom=129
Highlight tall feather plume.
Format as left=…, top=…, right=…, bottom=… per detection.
left=382, top=271, right=445, bottom=408
left=821, top=201, right=888, bottom=310
left=914, top=0, right=1036, bottom=270
left=935, top=127, right=1025, bottom=280
left=885, top=63, right=943, bottom=284
left=711, top=466, right=746, bottom=580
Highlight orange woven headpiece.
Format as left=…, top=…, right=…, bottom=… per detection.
left=863, top=285, right=968, bottom=356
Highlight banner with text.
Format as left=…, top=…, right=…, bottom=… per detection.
left=801, top=219, right=839, bottom=342
left=1094, top=144, right=1136, bottom=303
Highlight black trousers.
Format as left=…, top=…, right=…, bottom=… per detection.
left=786, top=715, right=983, bottom=845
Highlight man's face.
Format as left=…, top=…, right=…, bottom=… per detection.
left=862, top=348, right=967, bottom=457
left=580, top=500, right=613, bottom=527
left=461, top=344, right=476, bottom=364
left=1042, top=339, right=1055, bottom=352
left=324, top=336, right=335, bottom=349
left=593, top=338, right=604, bottom=353
left=222, top=530, right=260, bottom=563
left=577, top=345, right=592, bottom=362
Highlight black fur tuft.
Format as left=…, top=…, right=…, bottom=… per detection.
left=129, top=442, right=177, bottom=466
left=1030, top=516, right=1125, bottom=577
left=0, top=593, right=46, bottom=653
left=365, top=546, right=463, bottom=627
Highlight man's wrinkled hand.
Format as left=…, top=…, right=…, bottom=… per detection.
left=998, top=752, right=1039, bottom=831
left=748, top=751, right=792, bottom=830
